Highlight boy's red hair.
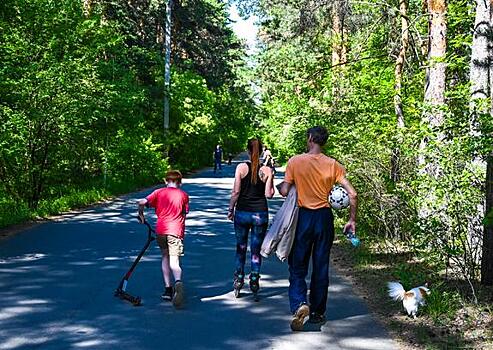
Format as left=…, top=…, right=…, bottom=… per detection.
left=166, top=170, right=183, bottom=184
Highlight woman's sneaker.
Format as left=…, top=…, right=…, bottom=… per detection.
left=290, top=303, right=310, bottom=331
left=161, top=287, right=173, bottom=301
left=172, top=281, right=184, bottom=308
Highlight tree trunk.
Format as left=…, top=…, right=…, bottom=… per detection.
left=164, top=0, right=172, bottom=131
left=419, top=0, right=447, bottom=179
left=331, top=0, right=348, bottom=101
left=481, top=1, right=493, bottom=285
left=391, top=0, right=410, bottom=182
left=424, top=0, right=447, bottom=113
left=470, top=0, right=490, bottom=104
left=469, top=0, right=490, bottom=277
left=481, top=154, right=493, bottom=285
left=83, top=0, right=93, bottom=17
left=418, top=0, right=447, bottom=224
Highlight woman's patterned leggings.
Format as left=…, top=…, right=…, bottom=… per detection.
left=233, top=210, right=268, bottom=275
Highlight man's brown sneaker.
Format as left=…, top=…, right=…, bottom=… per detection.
left=308, top=312, right=326, bottom=324
left=172, top=281, right=184, bottom=308
left=290, top=303, right=310, bottom=331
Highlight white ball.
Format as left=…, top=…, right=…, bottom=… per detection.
left=329, top=186, right=350, bottom=209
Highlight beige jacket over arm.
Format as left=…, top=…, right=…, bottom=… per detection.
left=260, top=186, right=298, bottom=261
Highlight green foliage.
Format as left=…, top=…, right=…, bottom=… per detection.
left=106, top=130, right=168, bottom=185
left=253, top=0, right=489, bottom=289
left=0, top=0, right=255, bottom=227
left=393, top=263, right=433, bottom=291
left=36, top=188, right=110, bottom=217
left=0, top=199, right=31, bottom=228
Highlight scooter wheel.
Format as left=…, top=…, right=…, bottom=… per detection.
left=234, top=288, right=241, bottom=298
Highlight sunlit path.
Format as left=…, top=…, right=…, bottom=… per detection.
left=0, top=160, right=397, bottom=350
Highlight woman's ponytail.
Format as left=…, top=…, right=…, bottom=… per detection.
left=248, top=138, right=263, bottom=184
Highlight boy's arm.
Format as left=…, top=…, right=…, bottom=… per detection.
left=137, top=198, right=148, bottom=223
left=182, top=194, right=190, bottom=217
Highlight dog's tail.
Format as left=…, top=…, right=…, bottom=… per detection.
left=387, top=282, right=406, bottom=301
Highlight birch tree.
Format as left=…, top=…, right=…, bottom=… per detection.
left=481, top=1, right=493, bottom=284
left=424, top=0, right=447, bottom=120
left=470, top=0, right=490, bottom=105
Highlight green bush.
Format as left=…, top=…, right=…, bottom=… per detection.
left=0, top=198, right=32, bottom=227
left=36, top=188, right=110, bottom=217
left=393, top=262, right=433, bottom=290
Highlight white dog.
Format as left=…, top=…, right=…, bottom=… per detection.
left=387, top=282, right=430, bottom=318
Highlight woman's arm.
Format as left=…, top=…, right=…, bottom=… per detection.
left=261, top=166, right=275, bottom=199
left=228, top=163, right=247, bottom=220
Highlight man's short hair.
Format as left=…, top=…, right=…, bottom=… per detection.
left=307, top=126, right=328, bottom=146
left=166, top=170, right=183, bottom=183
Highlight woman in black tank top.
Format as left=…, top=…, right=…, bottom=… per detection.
left=228, top=138, right=274, bottom=298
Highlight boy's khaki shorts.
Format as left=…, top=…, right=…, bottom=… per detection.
left=156, top=234, right=184, bottom=256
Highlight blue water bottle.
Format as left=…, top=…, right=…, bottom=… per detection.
left=345, top=230, right=360, bottom=247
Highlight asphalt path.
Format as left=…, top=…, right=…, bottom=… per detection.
left=0, top=159, right=398, bottom=350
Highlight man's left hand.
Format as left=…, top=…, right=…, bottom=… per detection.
left=344, top=220, right=356, bottom=234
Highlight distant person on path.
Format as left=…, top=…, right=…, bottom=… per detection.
left=213, top=144, right=223, bottom=173
left=137, top=170, right=189, bottom=308
left=227, top=152, right=233, bottom=165
left=279, top=126, right=358, bottom=331
left=261, top=146, right=272, bottom=166
left=262, top=146, right=276, bottom=174
left=228, top=138, right=275, bottom=298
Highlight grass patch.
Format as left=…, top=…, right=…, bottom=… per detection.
left=0, top=177, right=161, bottom=229
left=331, top=232, right=493, bottom=350
left=36, top=188, right=111, bottom=217
left=423, top=283, right=462, bottom=323
left=0, top=199, right=32, bottom=227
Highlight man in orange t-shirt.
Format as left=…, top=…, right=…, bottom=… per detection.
left=279, top=126, right=358, bottom=331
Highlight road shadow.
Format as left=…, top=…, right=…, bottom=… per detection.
left=0, top=157, right=397, bottom=350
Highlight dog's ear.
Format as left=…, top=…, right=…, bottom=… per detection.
left=418, top=287, right=430, bottom=297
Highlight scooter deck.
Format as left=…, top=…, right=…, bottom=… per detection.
left=115, top=288, right=142, bottom=306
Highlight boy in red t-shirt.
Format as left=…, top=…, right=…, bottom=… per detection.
left=138, top=170, right=189, bottom=308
